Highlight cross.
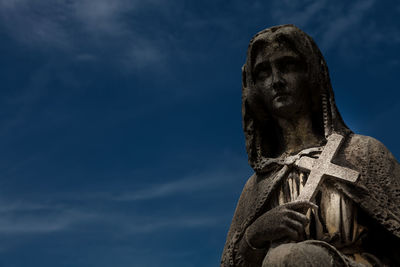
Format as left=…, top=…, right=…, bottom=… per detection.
left=294, top=133, right=360, bottom=202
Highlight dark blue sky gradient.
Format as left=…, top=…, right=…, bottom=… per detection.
left=0, top=0, right=399, bottom=266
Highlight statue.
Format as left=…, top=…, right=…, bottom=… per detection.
left=221, top=24, right=400, bottom=266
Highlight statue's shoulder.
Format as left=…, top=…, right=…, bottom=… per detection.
left=348, top=133, right=392, bottom=153
left=345, top=133, right=398, bottom=164
left=238, top=172, right=264, bottom=200
left=348, top=133, right=380, bottom=146
left=243, top=173, right=258, bottom=191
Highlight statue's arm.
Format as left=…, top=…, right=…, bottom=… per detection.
left=220, top=175, right=267, bottom=267
left=366, top=136, right=400, bottom=231
left=346, top=135, right=400, bottom=228
left=363, top=136, right=400, bottom=264
left=220, top=173, right=313, bottom=266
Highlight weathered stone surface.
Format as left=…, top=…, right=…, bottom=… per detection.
left=221, top=24, right=400, bottom=267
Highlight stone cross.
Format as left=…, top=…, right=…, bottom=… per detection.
left=294, top=133, right=360, bottom=202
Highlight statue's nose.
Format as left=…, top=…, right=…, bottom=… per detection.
left=272, top=70, right=285, bottom=90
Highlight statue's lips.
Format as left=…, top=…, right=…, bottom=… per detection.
left=273, top=93, right=291, bottom=101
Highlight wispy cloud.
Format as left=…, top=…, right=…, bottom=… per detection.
left=269, top=0, right=378, bottom=52
left=0, top=199, right=96, bottom=234
left=0, top=0, right=165, bottom=69
left=1, top=0, right=396, bottom=72
left=115, top=172, right=226, bottom=201
left=125, top=215, right=221, bottom=234
left=0, top=211, right=93, bottom=234
left=0, top=0, right=73, bottom=49
left=115, top=159, right=250, bottom=201
left=0, top=152, right=248, bottom=235
left=0, top=197, right=224, bottom=237
left=72, top=0, right=137, bottom=36
left=319, top=0, right=375, bottom=50
left=271, top=0, right=328, bottom=27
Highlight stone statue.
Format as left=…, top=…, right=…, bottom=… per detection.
left=221, top=24, right=400, bottom=266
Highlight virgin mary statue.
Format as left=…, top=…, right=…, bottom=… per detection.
left=221, top=24, right=400, bottom=267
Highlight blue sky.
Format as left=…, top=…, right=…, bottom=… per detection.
left=0, top=0, right=399, bottom=266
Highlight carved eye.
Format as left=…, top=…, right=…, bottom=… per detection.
left=256, top=69, right=271, bottom=80
left=254, top=63, right=271, bottom=81
left=285, top=59, right=297, bottom=69
left=280, top=57, right=304, bottom=73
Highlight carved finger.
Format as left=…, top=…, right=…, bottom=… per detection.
left=284, top=217, right=304, bottom=235
left=285, top=209, right=309, bottom=226
left=284, top=200, right=318, bottom=212
left=282, top=225, right=299, bottom=241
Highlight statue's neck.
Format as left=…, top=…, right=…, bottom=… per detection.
left=275, top=114, right=322, bottom=156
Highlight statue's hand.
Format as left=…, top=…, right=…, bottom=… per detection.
left=245, top=201, right=318, bottom=248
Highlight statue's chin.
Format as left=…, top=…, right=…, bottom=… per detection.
left=271, top=97, right=300, bottom=119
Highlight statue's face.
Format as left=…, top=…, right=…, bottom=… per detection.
left=250, top=43, right=310, bottom=120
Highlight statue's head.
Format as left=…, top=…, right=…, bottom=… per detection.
left=242, top=24, right=350, bottom=172
left=243, top=24, right=328, bottom=124
left=250, top=32, right=310, bottom=121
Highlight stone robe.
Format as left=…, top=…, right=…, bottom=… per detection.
left=221, top=134, right=400, bottom=266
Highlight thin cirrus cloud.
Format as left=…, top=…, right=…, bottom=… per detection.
left=0, top=0, right=73, bottom=49
left=0, top=198, right=222, bottom=236
left=115, top=162, right=250, bottom=201
left=124, top=215, right=222, bottom=234
left=0, top=0, right=165, bottom=68
left=0, top=161, right=249, bottom=236
left=0, top=203, right=218, bottom=236
left=0, top=202, right=96, bottom=234
left=0, top=0, right=137, bottom=44
left=1, top=0, right=387, bottom=72
left=270, top=0, right=329, bottom=28
left=318, top=0, right=376, bottom=51
left=270, top=0, right=377, bottom=51
left=267, top=0, right=400, bottom=70
left=1, top=0, right=397, bottom=59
